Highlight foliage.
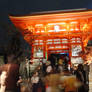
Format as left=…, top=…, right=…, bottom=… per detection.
left=0, top=22, right=24, bottom=62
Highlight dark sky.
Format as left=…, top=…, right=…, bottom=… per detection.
left=0, top=0, right=92, bottom=46
left=0, top=0, right=92, bottom=22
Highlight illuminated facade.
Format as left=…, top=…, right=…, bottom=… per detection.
left=9, top=9, right=92, bottom=63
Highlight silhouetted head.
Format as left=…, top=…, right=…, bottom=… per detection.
left=78, top=64, right=84, bottom=71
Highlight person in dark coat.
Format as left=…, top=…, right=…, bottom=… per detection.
left=75, top=64, right=87, bottom=92
left=75, top=64, right=86, bottom=84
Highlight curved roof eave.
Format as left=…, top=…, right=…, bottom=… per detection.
left=9, top=8, right=92, bottom=19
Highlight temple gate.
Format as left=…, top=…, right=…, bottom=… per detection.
left=9, top=9, right=92, bottom=64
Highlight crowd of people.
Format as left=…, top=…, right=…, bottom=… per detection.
left=0, top=55, right=89, bottom=92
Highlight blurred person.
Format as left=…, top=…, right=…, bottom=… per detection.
left=83, top=63, right=89, bottom=92
left=44, top=73, right=62, bottom=92
left=41, top=59, right=47, bottom=76
left=57, top=59, right=64, bottom=73
left=48, top=54, right=56, bottom=68
left=43, top=61, right=54, bottom=76
left=75, top=64, right=87, bottom=92
left=75, top=64, right=86, bottom=84
left=25, top=58, right=30, bottom=78
left=59, top=67, right=82, bottom=92
left=0, top=59, right=19, bottom=92
left=0, top=71, right=7, bottom=92
left=60, top=74, right=81, bottom=92
left=44, top=70, right=81, bottom=92
left=46, top=66, right=53, bottom=74
left=31, top=71, right=43, bottom=92
left=44, top=65, right=56, bottom=92
left=58, top=65, right=63, bottom=73
left=72, top=66, right=78, bottom=75
left=17, top=76, right=32, bottom=92
left=84, top=63, right=89, bottom=84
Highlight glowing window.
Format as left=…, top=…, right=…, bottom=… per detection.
left=71, top=38, right=81, bottom=43
left=62, top=38, right=68, bottom=43
left=54, top=42, right=61, bottom=44
left=49, top=46, right=54, bottom=49
left=70, top=21, right=79, bottom=31
left=63, top=45, right=68, bottom=48
left=55, top=46, right=61, bottom=48
left=54, top=25, right=60, bottom=32
left=47, top=42, right=52, bottom=44
left=39, top=43, right=43, bottom=45
left=39, top=40, right=43, bottom=42
left=54, top=39, right=60, bottom=41
left=35, top=40, right=38, bottom=42
left=47, top=22, right=67, bottom=32
left=34, top=43, right=38, bottom=45
left=47, top=39, right=52, bottom=41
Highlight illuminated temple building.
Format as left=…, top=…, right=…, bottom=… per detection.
left=9, top=9, right=92, bottom=64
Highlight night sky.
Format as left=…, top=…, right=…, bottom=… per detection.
left=0, top=0, right=92, bottom=46
left=0, top=0, right=92, bottom=22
